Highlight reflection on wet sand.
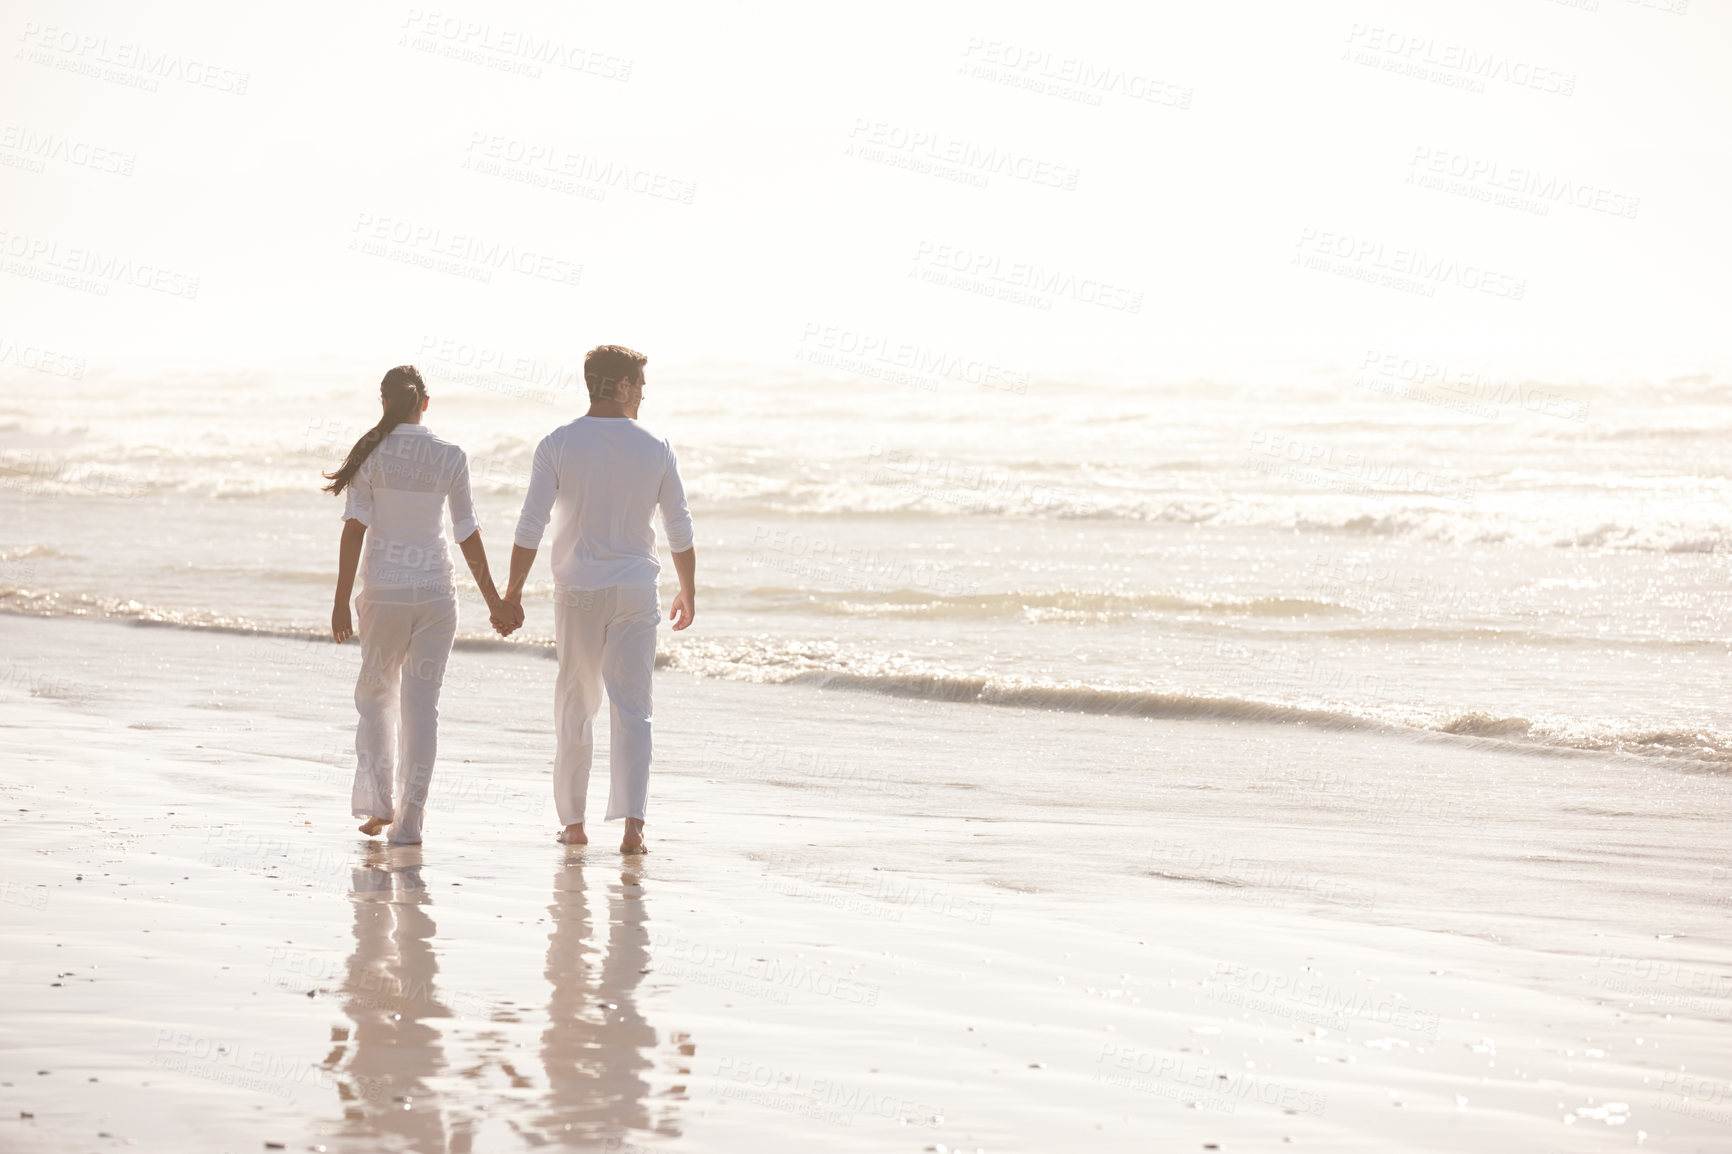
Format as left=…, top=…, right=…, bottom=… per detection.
left=323, top=845, right=683, bottom=1152
left=532, top=853, right=685, bottom=1148
left=325, top=845, right=465, bottom=1152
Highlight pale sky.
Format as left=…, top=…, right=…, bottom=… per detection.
left=2, top=0, right=1727, bottom=379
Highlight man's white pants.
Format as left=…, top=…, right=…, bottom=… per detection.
left=351, top=592, right=457, bottom=845
left=553, top=583, right=658, bottom=826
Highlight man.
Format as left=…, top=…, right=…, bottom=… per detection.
left=504, top=345, right=695, bottom=853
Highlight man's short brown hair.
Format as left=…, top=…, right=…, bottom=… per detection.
left=584, top=344, right=648, bottom=401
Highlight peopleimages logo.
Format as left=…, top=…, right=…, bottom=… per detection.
left=348, top=213, right=582, bottom=288
left=0, top=335, right=86, bottom=379
left=910, top=241, right=1143, bottom=313
left=462, top=132, right=696, bottom=204
left=1096, top=1043, right=1327, bottom=1116
left=845, top=118, right=1081, bottom=191
left=1343, top=24, right=1576, bottom=96
left=1358, top=349, right=1589, bottom=422
left=0, top=228, right=200, bottom=299
left=399, top=9, right=632, bottom=81
left=958, top=38, right=1193, bottom=110
left=417, top=335, right=585, bottom=395
left=1293, top=227, right=1525, bottom=302
left=0, top=124, right=136, bottom=176
left=1247, top=427, right=1477, bottom=505
left=16, top=22, right=250, bottom=94
left=796, top=322, right=1031, bottom=394
left=1407, top=147, right=1640, bottom=219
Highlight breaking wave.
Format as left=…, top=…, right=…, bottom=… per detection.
left=6, top=589, right=1729, bottom=773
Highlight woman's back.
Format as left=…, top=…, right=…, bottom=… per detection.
left=342, top=425, right=477, bottom=594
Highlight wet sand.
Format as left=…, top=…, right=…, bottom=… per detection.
left=2, top=612, right=1730, bottom=1152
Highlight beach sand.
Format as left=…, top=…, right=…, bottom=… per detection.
left=2, top=612, right=1729, bottom=1152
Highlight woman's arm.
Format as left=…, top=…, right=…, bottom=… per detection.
left=458, top=530, right=521, bottom=635
left=332, top=518, right=366, bottom=642
left=446, top=452, right=517, bottom=635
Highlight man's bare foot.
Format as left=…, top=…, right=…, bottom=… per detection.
left=621, top=818, right=647, bottom=855
left=556, top=823, right=587, bottom=845
left=358, top=816, right=390, bottom=837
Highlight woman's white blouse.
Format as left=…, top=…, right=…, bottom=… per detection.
left=340, top=424, right=477, bottom=600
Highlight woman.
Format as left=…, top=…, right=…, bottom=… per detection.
left=324, top=365, right=521, bottom=844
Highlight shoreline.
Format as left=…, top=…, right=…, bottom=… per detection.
left=2, top=599, right=1723, bottom=777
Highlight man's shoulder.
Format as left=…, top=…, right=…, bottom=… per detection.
left=626, top=420, right=675, bottom=451
left=555, top=418, right=674, bottom=453
left=537, top=417, right=586, bottom=447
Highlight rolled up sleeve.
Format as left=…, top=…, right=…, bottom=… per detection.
left=341, top=459, right=374, bottom=526
left=658, top=443, right=694, bottom=552
left=514, top=433, right=558, bottom=549
left=447, top=450, right=479, bottom=542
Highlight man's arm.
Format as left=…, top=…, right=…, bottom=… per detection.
left=668, top=547, right=695, bottom=631
left=658, top=443, right=695, bottom=630
left=507, top=434, right=556, bottom=615
left=505, top=544, right=537, bottom=605
left=332, top=518, right=366, bottom=642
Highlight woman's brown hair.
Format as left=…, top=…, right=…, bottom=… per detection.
left=322, top=365, right=428, bottom=496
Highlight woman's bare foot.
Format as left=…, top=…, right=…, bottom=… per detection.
left=556, top=823, right=587, bottom=845
left=358, top=816, right=391, bottom=837
left=621, top=818, right=647, bottom=855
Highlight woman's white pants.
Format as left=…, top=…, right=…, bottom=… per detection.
left=351, top=592, right=458, bottom=844
left=552, top=584, right=659, bottom=826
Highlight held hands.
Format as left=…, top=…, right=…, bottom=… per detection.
left=338, top=595, right=521, bottom=640
left=490, top=594, right=525, bottom=638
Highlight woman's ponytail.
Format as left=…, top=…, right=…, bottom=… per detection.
left=322, top=365, right=428, bottom=496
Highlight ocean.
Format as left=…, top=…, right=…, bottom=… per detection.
left=2, top=356, right=1729, bottom=771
